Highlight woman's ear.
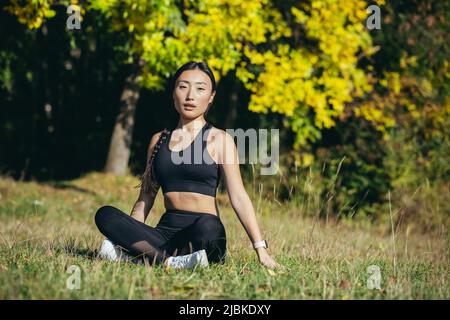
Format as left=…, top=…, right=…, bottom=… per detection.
left=209, top=90, right=216, bottom=104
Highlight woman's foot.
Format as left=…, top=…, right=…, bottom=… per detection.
left=164, top=249, right=209, bottom=269
left=98, top=239, right=135, bottom=263
left=98, top=239, right=118, bottom=260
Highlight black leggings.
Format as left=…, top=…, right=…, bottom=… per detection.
left=94, top=205, right=227, bottom=265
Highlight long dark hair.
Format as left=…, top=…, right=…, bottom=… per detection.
left=137, top=61, right=216, bottom=193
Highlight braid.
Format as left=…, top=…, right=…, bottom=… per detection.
left=135, top=128, right=170, bottom=194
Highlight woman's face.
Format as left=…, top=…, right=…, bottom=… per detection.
left=173, top=69, right=215, bottom=120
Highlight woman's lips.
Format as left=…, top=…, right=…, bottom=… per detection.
left=183, top=103, right=196, bottom=109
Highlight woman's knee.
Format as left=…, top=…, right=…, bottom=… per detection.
left=191, top=215, right=227, bottom=263
left=192, top=215, right=226, bottom=240
left=94, top=205, right=119, bottom=230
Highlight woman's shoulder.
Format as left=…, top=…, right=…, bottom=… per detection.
left=208, top=125, right=237, bottom=157
left=149, top=130, right=163, bottom=145
left=208, top=125, right=226, bottom=142
left=209, top=125, right=235, bottom=142
left=147, top=129, right=170, bottom=152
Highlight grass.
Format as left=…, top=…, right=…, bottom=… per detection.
left=0, top=172, right=448, bottom=299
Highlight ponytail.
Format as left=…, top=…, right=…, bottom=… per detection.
left=135, top=128, right=171, bottom=194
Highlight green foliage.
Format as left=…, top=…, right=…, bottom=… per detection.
left=0, top=51, right=15, bottom=94
left=5, top=0, right=57, bottom=29
left=6, top=0, right=380, bottom=148
left=237, top=0, right=380, bottom=150
left=85, top=0, right=291, bottom=91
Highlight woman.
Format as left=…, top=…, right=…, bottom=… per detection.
left=95, top=61, right=282, bottom=270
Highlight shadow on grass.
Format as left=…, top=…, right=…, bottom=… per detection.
left=71, top=247, right=98, bottom=260
left=44, top=182, right=99, bottom=196
left=53, top=244, right=99, bottom=260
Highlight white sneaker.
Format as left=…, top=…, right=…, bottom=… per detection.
left=98, top=239, right=118, bottom=260
left=165, top=249, right=209, bottom=269
left=98, top=239, right=135, bottom=263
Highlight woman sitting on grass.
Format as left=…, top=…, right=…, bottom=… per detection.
left=95, top=61, right=282, bottom=270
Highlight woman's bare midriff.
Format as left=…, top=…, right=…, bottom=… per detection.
left=163, top=192, right=220, bottom=216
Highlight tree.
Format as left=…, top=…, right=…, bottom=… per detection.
left=235, top=0, right=382, bottom=158
left=6, top=0, right=394, bottom=173
left=7, top=0, right=290, bottom=175
left=91, top=0, right=290, bottom=174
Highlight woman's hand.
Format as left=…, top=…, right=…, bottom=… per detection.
left=256, top=248, right=284, bottom=270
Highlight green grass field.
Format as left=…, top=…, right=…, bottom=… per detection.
left=0, top=172, right=448, bottom=299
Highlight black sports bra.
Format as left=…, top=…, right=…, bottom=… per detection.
left=153, top=122, right=221, bottom=197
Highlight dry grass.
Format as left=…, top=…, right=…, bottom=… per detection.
left=0, top=172, right=448, bottom=299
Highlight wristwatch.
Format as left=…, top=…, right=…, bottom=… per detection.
left=253, top=240, right=268, bottom=249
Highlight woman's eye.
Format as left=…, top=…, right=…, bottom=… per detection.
left=198, top=88, right=205, bottom=91
left=179, top=85, right=186, bottom=89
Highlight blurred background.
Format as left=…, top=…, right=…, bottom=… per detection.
left=0, top=0, right=448, bottom=229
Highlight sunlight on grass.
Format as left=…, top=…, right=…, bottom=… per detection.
left=0, top=172, right=448, bottom=299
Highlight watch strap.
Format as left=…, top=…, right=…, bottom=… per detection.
left=253, top=240, right=268, bottom=249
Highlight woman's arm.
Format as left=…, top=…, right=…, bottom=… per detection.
left=130, top=131, right=162, bottom=223
left=217, top=130, right=283, bottom=269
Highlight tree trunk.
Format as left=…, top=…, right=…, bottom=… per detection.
left=104, top=68, right=141, bottom=175
left=224, top=81, right=239, bottom=129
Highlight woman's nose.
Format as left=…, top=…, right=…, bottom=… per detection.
left=186, top=89, right=194, bottom=100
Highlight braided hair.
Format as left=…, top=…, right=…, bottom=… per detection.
left=136, top=128, right=171, bottom=194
